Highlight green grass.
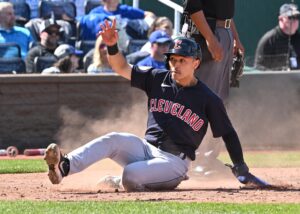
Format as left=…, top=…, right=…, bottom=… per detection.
left=0, top=159, right=47, bottom=174
left=218, top=151, right=300, bottom=167
left=0, top=201, right=299, bottom=214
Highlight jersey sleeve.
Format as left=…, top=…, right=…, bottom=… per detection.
left=183, top=0, right=204, bottom=15
left=131, top=65, right=156, bottom=94
left=206, top=94, right=234, bottom=138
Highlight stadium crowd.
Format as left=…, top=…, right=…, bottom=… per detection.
left=0, top=0, right=170, bottom=74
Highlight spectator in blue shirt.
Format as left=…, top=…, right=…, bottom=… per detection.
left=90, top=0, right=153, bottom=19
left=79, top=0, right=155, bottom=40
left=0, top=2, right=32, bottom=59
left=137, top=30, right=172, bottom=69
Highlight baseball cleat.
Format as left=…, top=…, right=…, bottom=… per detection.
left=44, top=143, right=69, bottom=184
left=97, top=175, right=122, bottom=190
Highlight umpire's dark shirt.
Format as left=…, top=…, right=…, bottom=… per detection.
left=254, top=26, right=300, bottom=70
left=183, top=0, right=235, bottom=19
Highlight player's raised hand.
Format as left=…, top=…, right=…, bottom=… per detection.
left=98, top=19, right=119, bottom=46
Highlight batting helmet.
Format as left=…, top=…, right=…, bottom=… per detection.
left=164, top=37, right=202, bottom=60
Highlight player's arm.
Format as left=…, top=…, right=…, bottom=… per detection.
left=222, top=130, right=270, bottom=187
left=190, top=10, right=223, bottom=61
left=99, top=19, right=132, bottom=80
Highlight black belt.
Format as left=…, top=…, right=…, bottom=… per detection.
left=206, top=17, right=231, bottom=29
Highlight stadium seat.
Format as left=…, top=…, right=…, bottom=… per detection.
left=84, top=0, right=102, bottom=14
left=0, top=42, right=21, bottom=58
left=0, top=57, right=26, bottom=74
left=39, top=0, right=76, bottom=20
left=83, top=48, right=94, bottom=72
left=11, top=1, right=31, bottom=26
left=33, top=56, right=57, bottom=73
left=126, top=39, right=148, bottom=55
left=126, top=51, right=150, bottom=65
left=75, top=40, right=95, bottom=56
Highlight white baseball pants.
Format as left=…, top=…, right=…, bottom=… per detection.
left=67, top=132, right=191, bottom=191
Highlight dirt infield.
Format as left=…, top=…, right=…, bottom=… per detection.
left=0, top=156, right=299, bottom=203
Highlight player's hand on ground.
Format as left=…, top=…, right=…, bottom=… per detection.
left=226, top=163, right=270, bottom=188
left=98, top=19, right=119, bottom=46
left=206, top=36, right=224, bottom=62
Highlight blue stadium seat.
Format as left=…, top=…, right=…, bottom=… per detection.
left=83, top=48, right=94, bottom=72
left=39, top=0, right=76, bottom=20
left=0, top=57, right=26, bottom=74
left=127, top=39, right=148, bottom=55
left=33, top=56, right=57, bottom=73
left=13, top=1, right=31, bottom=26
left=75, top=40, right=95, bottom=56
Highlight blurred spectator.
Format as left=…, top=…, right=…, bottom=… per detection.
left=74, top=0, right=85, bottom=18
left=147, top=16, right=173, bottom=38
left=0, top=2, right=32, bottom=58
left=42, top=44, right=82, bottom=74
left=78, top=0, right=155, bottom=41
left=25, top=16, right=61, bottom=73
left=254, top=3, right=300, bottom=71
left=137, top=30, right=172, bottom=69
left=140, top=16, right=173, bottom=53
left=89, top=0, right=154, bottom=18
left=87, top=35, right=113, bottom=73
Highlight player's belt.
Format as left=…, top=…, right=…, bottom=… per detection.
left=215, top=19, right=231, bottom=29
left=178, top=152, right=187, bottom=160
left=168, top=150, right=187, bottom=160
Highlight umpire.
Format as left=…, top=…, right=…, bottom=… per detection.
left=182, top=0, right=244, bottom=100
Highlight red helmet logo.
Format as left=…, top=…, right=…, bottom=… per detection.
left=173, top=40, right=182, bottom=49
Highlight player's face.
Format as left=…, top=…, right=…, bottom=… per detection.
left=168, top=54, right=200, bottom=84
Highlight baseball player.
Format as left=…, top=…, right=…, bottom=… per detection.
left=44, top=19, right=269, bottom=191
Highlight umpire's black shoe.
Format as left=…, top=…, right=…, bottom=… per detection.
left=44, top=143, right=70, bottom=184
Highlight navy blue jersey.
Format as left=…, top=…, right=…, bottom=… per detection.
left=131, top=66, right=234, bottom=160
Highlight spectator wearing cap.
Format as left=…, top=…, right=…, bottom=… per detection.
left=254, top=3, right=300, bottom=71
left=0, top=2, right=32, bottom=58
left=140, top=16, right=173, bottom=53
left=137, top=30, right=172, bottom=69
left=25, top=17, right=61, bottom=73
left=42, top=44, right=83, bottom=74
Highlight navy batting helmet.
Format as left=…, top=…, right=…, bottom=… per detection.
left=164, top=37, right=202, bottom=60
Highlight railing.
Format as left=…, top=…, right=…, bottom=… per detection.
left=157, top=0, right=183, bottom=36
left=131, top=0, right=183, bottom=36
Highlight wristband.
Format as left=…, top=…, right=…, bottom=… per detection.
left=107, top=43, right=119, bottom=55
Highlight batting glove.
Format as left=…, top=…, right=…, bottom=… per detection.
left=226, top=163, right=270, bottom=188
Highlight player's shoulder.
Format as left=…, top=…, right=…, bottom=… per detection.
left=197, top=79, right=222, bottom=101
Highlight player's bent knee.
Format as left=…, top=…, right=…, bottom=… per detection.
left=122, top=168, right=145, bottom=192
left=122, top=167, right=184, bottom=192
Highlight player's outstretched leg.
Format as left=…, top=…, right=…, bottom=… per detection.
left=44, top=143, right=70, bottom=184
